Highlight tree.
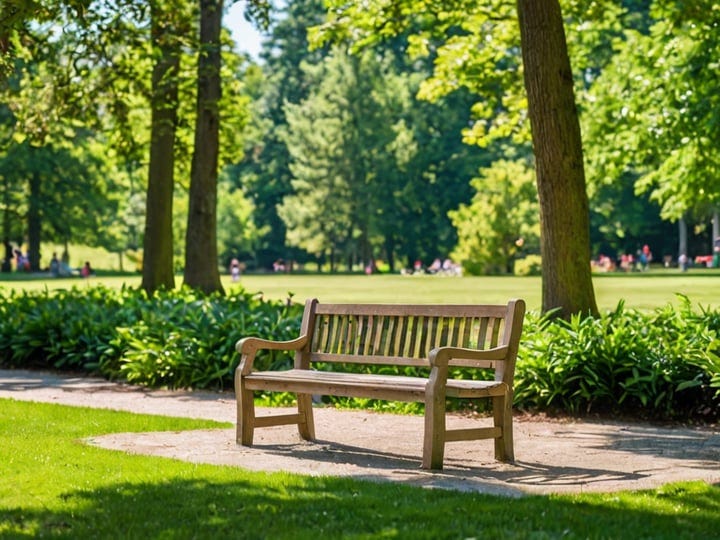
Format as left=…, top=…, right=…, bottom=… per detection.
left=235, top=0, right=328, bottom=270
left=312, top=0, right=600, bottom=317
left=582, top=1, right=720, bottom=252
left=450, top=159, right=539, bottom=275
left=184, top=0, right=225, bottom=294
left=141, top=1, right=190, bottom=294
left=517, top=0, right=598, bottom=317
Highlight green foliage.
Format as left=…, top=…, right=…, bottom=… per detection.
left=582, top=2, right=720, bottom=222
left=449, top=159, right=539, bottom=275
left=514, top=254, right=542, bottom=276
left=516, top=296, right=720, bottom=421
left=1, top=285, right=717, bottom=420
left=0, top=286, right=303, bottom=391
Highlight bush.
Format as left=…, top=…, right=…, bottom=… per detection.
left=515, top=296, right=720, bottom=422
left=514, top=255, right=542, bottom=276
left=0, top=288, right=717, bottom=421
left=0, top=286, right=303, bottom=391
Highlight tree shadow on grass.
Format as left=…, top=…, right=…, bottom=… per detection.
left=2, top=477, right=719, bottom=539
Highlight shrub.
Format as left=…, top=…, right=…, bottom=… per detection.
left=0, top=288, right=717, bottom=421
left=0, top=286, right=303, bottom=391
left=514, top=255, right=542, bottom=276
left=515, top=296, right=720, bottom=422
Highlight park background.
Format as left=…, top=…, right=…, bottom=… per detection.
left=1, top=4, right=719, bottom=537
left=1, top=1, right=719, bottom=285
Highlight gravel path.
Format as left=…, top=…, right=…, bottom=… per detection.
left=2, top=369, right=718, bottom=496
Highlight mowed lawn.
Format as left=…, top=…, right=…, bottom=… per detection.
left=2, top=270, right=720, bottom=311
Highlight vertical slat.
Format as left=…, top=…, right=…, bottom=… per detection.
left=339, top=315, right=349, bottom=353
left=461, top=317, right=472, bottom=347
left=316, top=315, right=330, bottom=352
left=433, top=317, right=450, bottom=348
left=372, top=315, right=385, bottom=355
left=446, top=317, right=458, bottom=347
left=421, top=316, right=434, bottom=356
left=332, top=315, right=343, bottom=353
left=355, top=315, right=366, bottom=355
left=361, top=315, right=372, bottom=354
left=476, top=317, right=489, bottom=349
left=384, top=317, right=396, bottom=355
left=490, top=317, right=503, bottom=347
left=406, top=316, right=420, bottom=357
left=393, top=316, right=406, bottom=356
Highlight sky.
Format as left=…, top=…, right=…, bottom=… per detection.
left=225, top=1, right=268, bottom=61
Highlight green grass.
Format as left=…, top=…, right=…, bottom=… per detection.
left=3, top=269, right=720, bottom=312
left=1, top=399, right=718, bottom=539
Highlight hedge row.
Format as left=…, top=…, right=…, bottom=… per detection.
left=0, top=287, right=717, bottom=422
left=0, top=286, right=303, bottom=390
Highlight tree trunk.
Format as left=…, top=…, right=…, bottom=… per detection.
left=27, top=163, right=41, bottom=272
left=678, top=216, right=687, bottom=260
left=517, top=0, right=598, bottom=318
left=141, top=7, right=181, bottom=295
left=184, top=0, right=225, bottom=295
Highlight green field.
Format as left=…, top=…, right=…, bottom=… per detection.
left=2, top=270, right=720, bottom=312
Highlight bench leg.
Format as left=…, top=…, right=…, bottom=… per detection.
left=422, top=388, right=446, bottom=470
left=296, top=393, right=315, bottom=440
left=237, top=383, right=255, bottom=446
left=493, top=393, right=514, bottom=462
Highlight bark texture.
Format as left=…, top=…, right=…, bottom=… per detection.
left=517, top=0, right=598, bottom=318
left=183, top=0, right=225, bottom=295
left=141, top=8, right=181, bottom=295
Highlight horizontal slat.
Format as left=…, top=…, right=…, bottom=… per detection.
left=254, top=413, right=305, bottom=428
left=446, top=380, right=506, bottom=398
left=245, top=370, right=506, bottom=400
left=314, top=303, right=509, bottom=318
left=309, top=352, right=429, bottom=367
left=245, top=370, right=429, bottom=401
left=444, top=426, right=502, bottom=442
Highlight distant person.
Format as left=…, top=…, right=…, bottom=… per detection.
left=81, top=261, right=93, bottom=278
left=678, top=253, right=688, bottom=272
left=14, top=249, right=29, bottom=272
left=230, top=258, right=241, bottom=282
left=49, top=253, right=60, bottom=277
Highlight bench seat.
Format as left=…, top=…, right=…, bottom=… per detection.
left=244, top=369, right=508, bottom=400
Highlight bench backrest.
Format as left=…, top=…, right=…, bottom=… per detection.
left=295, top=299, right=525, bottom=383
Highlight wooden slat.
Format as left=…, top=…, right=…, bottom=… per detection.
left=314, top=303, right=509, bottom=318
left=476, top=317, right=489, bottom=348
left=254, top=413, right=306, bottom=428
left=445, top=427, right=502, bottom=442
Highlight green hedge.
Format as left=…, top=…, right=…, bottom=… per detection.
left=517, top=297, right=720, bottom=422
left=0, top=287, right=717, bottom=421
left=0, top=286, right=303, bottom=391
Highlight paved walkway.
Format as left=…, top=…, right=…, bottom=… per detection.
left=1, top=369, right=718, bottom=496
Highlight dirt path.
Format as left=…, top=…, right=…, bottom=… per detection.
left=1, top=369, right=718, bottom=496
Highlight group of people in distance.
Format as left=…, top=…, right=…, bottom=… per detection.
left=1, top=240, right=93, bottom=278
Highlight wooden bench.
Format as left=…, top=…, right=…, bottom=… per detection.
left=234, top=298, right=525, bottom=470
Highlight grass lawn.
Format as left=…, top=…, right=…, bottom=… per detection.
left=2, top=399, right=718, bottom=539
left=3, top=269, right=720, bottom=312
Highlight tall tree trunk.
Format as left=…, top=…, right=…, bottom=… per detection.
left=183, top=0, right=225, bottom=295
left=141, top=7, right=181, bottom=295
left=27, top=147, right=41, bottom=272
left=678, top=216, right=688, bottom=260
left=517, top=0, right=598, bottom=318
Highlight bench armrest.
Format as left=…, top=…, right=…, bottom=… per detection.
left=236, top=335, right=309, bottom=374
left=428, top=345, right=509, bottom=367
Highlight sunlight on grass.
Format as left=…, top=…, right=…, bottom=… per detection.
left=2, top=270, right=720, bottom=312
left=1, top=399, right=718, bottom=538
